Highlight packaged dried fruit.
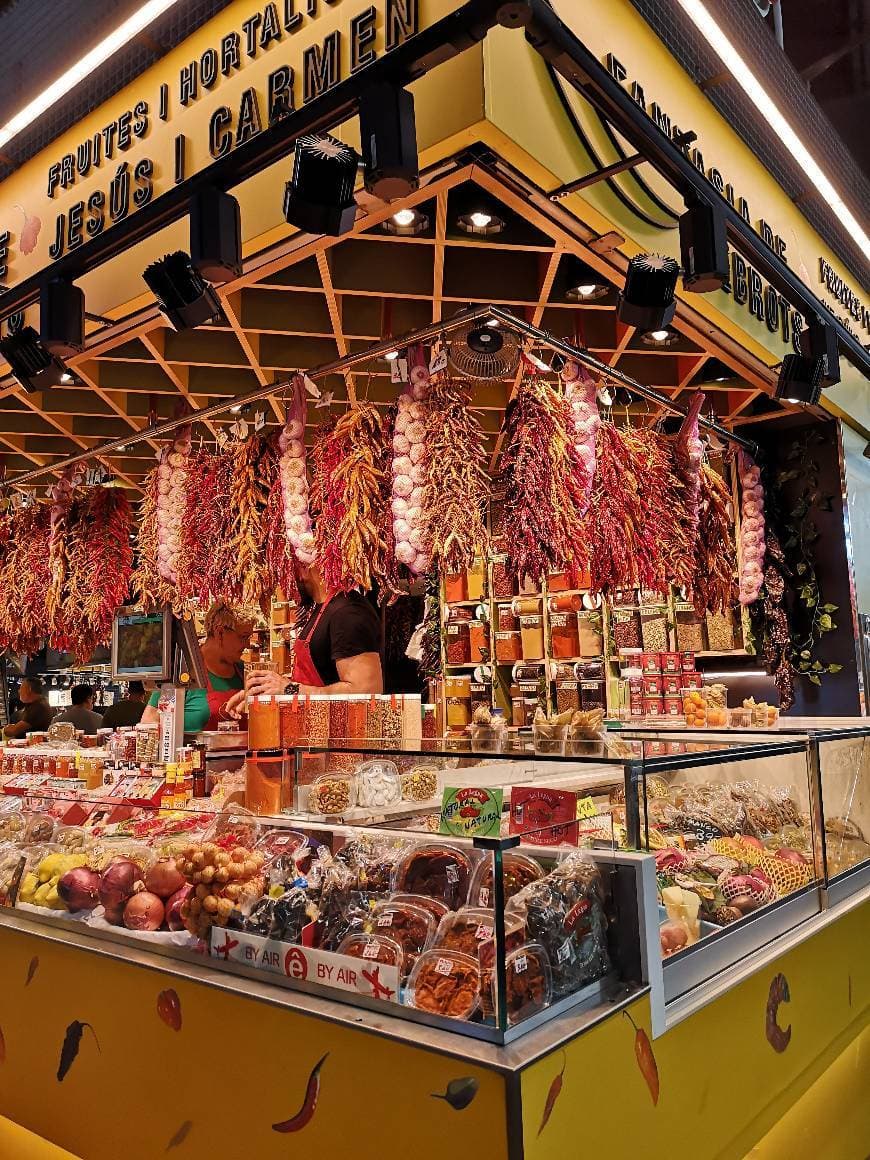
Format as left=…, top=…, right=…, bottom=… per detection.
left=370, top=899, right=436, bottom=973
left=495, top=942, right=553, bottom=1025
left=433, top=907, right=496, bottom=958
left=308, top=774, right=356, bottom=816
left=392, top=843, right=474, bottom=910
left=469, top=852, right=544, bottom=907
left=405, top=949, right=481, bottom=1020
left=390, top=892, right=450, bottom=925
left=337, top=931, right=405, bottom=972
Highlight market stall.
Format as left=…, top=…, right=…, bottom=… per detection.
left=0, top=0, right=866, bottom=1156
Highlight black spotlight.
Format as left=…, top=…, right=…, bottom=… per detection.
left=0, top=326, right=65, bottom=392
left=679, top=200, right=728, bottom=292
left=775, top=354, right=824, bottom=406
left=40, top=277, right=84, bottom=357
left=191, top=187, right=242, bottom=283
left=359, top=83, right=419, bottom=201
left=143, top=251, right=222, bottom=332
left=467, top=325, right=504, bottom=355
left=799, top=318, right=840, bottom=387
left=283, top=133, right=359, bottom=237
left=617, top=254, right=679, bottom=330
left=564, top=256, right=609, bottom=301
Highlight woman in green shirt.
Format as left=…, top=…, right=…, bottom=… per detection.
left=140, top=602, right=254, bottom=733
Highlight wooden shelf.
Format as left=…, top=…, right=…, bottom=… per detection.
left=694, top=649, right=750, bottom=659
left=444, top=599, right=485, bottom=607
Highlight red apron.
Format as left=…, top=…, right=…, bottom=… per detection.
left=292, top=597, right=335, bottom=688
left=204, top=666, right=244, bottom=731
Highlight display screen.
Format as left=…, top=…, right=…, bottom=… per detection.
left=113, top=612, right=169, bottom=676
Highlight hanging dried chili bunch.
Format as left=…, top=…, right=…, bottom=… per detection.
left=580, top=422, right=648, bottom=594
left=496, top=377, right=588, bottom=586
left=179, top=447, right=235, bottom=605
left=693, top=462, right=736, bottom=615
left=313, top=403, right=390, bottom=592
left=46, top=471, right=76, bottom=625
left=626, top=427, right=693, bottom=591
left=423, top=376, right=490, bottom=574
left=226, top=434, right=276, bottom=607
left=0, top=503, right=52, bottom=655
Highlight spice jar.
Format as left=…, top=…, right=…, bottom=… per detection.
left=245, top=750, right=284, bottom=815
left=346, top=694, right=368, bottom=746
left=510, top=685, right=526, bottom=727
left=365, top=694, right=385, bottom=741
left=307, top=695, right=331, bottom=748
left=329, top=697, right=349, bottom=746
left=496, top=604, right=519, bottom=632
left=550, top=611, right=580, bottom=658
left=611, top=609, right=642, bottom=650
left=641, top=613, right=669, bottom=653
left=578, top=613, right=604, bottom=657
left=445, top=676, right=471, bottom=730
left=491, top=554, right=514, bottom=599
left=580, top=680, right=606, bottom=710
left=495, top=631, right=522, bottom=663
left=248, top=696, right=281, bottom=750
left=675, top=612, right=705, bottom=653
left=466, top=558, right=486, bottom=601
left=520, top=615, right=545, bottom=661
left=469, top=620, right=488, bottom=663
left=548, top=593, right=584, bottom=613
left=402, top=693, right=422, bottom=745
left=444, top=572, right=468, bottom=603
left=706, top=610, right=737, bottom=652
left=380, top=695, right=405, bottom=747
left=556, top=679, right=581, bottom=714
left=446, top=622, right=471, bottom=665
left=547, top=570, right=572, bottom=592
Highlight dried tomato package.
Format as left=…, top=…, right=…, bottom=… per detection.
left=392, top=843, right=474, bottom=910
left=370, top=899, right=435, bottom=974
left=496, top=942, right=553, bottom=1026
left=468, top=852, right=544, bottom=907
left=506, top=853, right=610, bottom=999
left=405, top=949, right=481, bottom=1021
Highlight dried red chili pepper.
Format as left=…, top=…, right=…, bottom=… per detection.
left=272, top=1052, right=329, bottom=1133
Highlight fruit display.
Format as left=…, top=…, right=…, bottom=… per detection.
left=176, top=842, right=266, bottom=939
left=19, top=852, right=89, bottom=910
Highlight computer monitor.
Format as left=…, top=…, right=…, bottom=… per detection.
left=111, top=608, right=172, bottom=681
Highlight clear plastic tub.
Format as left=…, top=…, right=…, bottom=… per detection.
left=356, top=759, right=402, bottom=809
left=468, top=852, right=544, bottom=908
left=433, top=906, right=495, bottom=958
left=404, top=949, right=481, bottom=1021
left=391, top=843, right=474, bottom=910
left=389, top=892, right=450, bottom=926
left=370, top=899, right=436, bottom=971
left=308, top=773, right=356, bottom=816
left=497, top=942, right=553, bottom=1026
left=337, top=931, right=405, bottom=972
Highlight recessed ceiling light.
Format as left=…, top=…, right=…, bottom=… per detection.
left=60, top=371, right=73, bottom=383
left=650, top=329, right=670, bottom=342
left=0, top=1, right=180, bottom=152
left=457, top=209, right=505, bottom=236
left=675, top=0, right=869, bottom=257
left=641, top=328, right=680, bottom=347
left=486, top=318, right=500, bottom=328
left=392, top=208, right=417, bottom=227
left=383, top=207, right=429, bottom=236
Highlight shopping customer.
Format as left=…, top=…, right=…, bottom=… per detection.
left=101, top=680, right=149, bottom=728
left=53, top=684, right=103, bottom=735
left=3, top=676, right=53, bottom=738
left=140, top=601, right=254, bottom=733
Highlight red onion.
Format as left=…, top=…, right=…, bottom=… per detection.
left=123, top=892, right=165, bottom=932
left=164, top=884, right=192, bottom=931
left=775, top=847, right=809, bottom=865
left=99, top=858, right=143, bottom=911
left=58, top=867, right=101, bottom=912
left=145, top=858, right=185, bottom=900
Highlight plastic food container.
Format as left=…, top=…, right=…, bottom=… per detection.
left=245, top=750, right=284, bottom=815
left=255, top=829, right=308, bottom=859
left=469, top=621, right=488, bottom=663
left=433, top=907, right=495, bottom=957
left=390, top=892, right=450, bottom=925
left=643, top=697, right=665, bottom=717
left=400, top=766, right=439, bottom=802
left=356, top=759, right=402, bottom=809
left=308, top=773, right=356, bottom=815
left=729, top=708, right=752, bottom=729
left=405, top=949, right=481, bottom=1021
left=497, top=942, right=553, bottom=1026
left=469, top=852, right=544, bottom=907
left=490, top=555, right=514, bottom=599
left=337, top=931, right=405, bottom=972
left=445, top=622, right=471, bottom=665
left=550, top=612, right=580, bottom=658
left=392, top=844, right=473, bottom=910
left=495, top=631, right=522, bottom=663
left=466, top=559, right=486, bottom=601
left=248, top=696, right=281, bottom=750
left=444, top=572, right=468, bottom=603
left=640, top=652, right=662, bottom=674
left=682, top=690, right=707, bottom=727
left=371, top=899, right=436, bottom=970
left=520, top=616, right=545, bottom=661
left=577, top=614, right=604, bottom=657
left=643, top=673, right=664, bottom=697
left=496, top=604, right=519, bottom=632
left=661, top=652, right=681, bottom=675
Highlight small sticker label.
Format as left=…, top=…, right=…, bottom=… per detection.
left=479, top=887, right=490, bottom=907
left=435, top=957, right=453, bottom=976
left=429, top=348, right=448, bottom=374
left=446, top=865, right=459, bottom=884
left=254, top=409, right=266, bottom=430
left=576, top=796, right=598, bottom=821
left=514, top=954, right=528, bottom=974
left=376, top=913, right=393, bottom=927
left=362, top=941, right=381, bottom=960
left=475, top=924, right=493, bottom=941
left=556, top=939, right=574, bottom=964
left=216, top=429, right=228, bottom=448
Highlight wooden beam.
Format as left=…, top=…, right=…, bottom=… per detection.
left=432, top=191, right=448, bottom=324
left=139, top=328, right=220, bottom=438
left=316, top=249, right=356, bottom=404
left=218, top=290, right=284, bottom=423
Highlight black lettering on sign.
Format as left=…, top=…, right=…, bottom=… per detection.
left=67, top=201, right=84, bottom=249
left=791, top=310, right=804, bottom=354
left=261, top=2, right=282, bottom=47
left=758, top=219, right=774, bottom=249
left=47, top=163, right=61, bottom=198
left=748, top=268, right=764, bottom=320
left=776, top=235, right=787, bottom=261
left=691, top=148, right=704, bottom=174
left=284, top=0, right=302, bottom=31
left=778, top=295, right=791, bottom=345
left=763, top=285, right=779, bottom=334
left=76, top=140, right=92, bottom=179
left=303, top=31, right=341, bottom=101
left=731, top=252, right=748, bottom=305
left=630, top=81, right=645, bottom=110
left=180, top=61, right=198, bottom=106
left=709, top=167, right=724, bottom=195
left=221, top=31, right=241, bottom=75
left=386, top=0, right=418, bottom=49
left=133, top=158, right=154, bottom=208
left=650, top=102, right=670, bottom=137
left=102, top=122, right=117, bottom=159
left=201, top=47, right=219, bottom=89
left=110, top=163, right=130, bottom=222
left=268, top=66, right=295, bottom=121
left=60, top=154, right=75, bottom=189
left=738, top=197, right=751, bottom=224
left=606, top=53, right=627, bottom=82
left=49, top=214, right=65, bottom=260
left=351, top=7, right=377, bottom=72
left=159, top=83, right=169, bottom=121
left=133, top=100, right=149, bottom=138
left=174, top=134, right=186, bottom=184
left=235, top=88, right=263, bottom=145
left=242, top=13, right=262, bottom=57
left=725, top=183, right=736, bottom=207
left=86, top=191, right=105, bottom=237
left=209, top=107, right=233, bottom=158
left=0, top=231, right=9, bottom=280
left=117, top=110, right=133, bottom=152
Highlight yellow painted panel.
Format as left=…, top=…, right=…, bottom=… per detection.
left=521, top=899, right=870, bottom=1160
left=0, top=926, right=507, bottom=1160
left=0, top=1118, right=81, bottom=1160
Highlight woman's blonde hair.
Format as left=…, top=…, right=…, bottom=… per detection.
left=203, top=600, right=255, bottom=640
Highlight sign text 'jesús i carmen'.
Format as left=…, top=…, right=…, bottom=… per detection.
left=0, top=0, right=417, bottom=278
left=605, top=54, right=870, bottom=345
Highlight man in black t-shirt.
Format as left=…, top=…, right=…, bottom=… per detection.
left=3, top=677, right=53, bottom=739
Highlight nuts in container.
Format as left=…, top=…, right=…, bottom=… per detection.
left=356, top=759, right=402, bottom=809
left=401, top=766, right=439, bottom=802
left=308, top=774, right=356, bottom=815
left=641, top=613, right=669, bottom=653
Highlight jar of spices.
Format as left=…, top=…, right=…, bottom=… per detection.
left=469, top=620, right=488, bottom=663
left=446, top=622, right=471, bottom=665
left=248, top=696, right=281, bottom=750
left=495, top=631, right=522, bottom=663
left=611, top=608, right=642, bottom=650
left=510, top=685, right=525, bottom=728
left=329, top=696, right=349, bottom=747
left=675, top=612, right=705, bottom=653
left=422, top=703, right=437, bottom=747
left=497, top=604, right=519, bottom=632
left=547, top=571, right=572, bottom=592
left=641, top=613, right=669, bottom=653
left=402, top=693, right=422, bottom=745
left=365, top=694, right=385, bottom=742
left=346, top=694, right=368, bottom=747
left=578, top=613, right=604, bottom=657
left=380, top=694, right=405, bottom=748
left=307, top=695, right=331, bottom=748
left=491, top=554, right=514, bottom=599
left=444, top=572, right=468, bottom=603
left=245, top=750, right=284, bottom=815
left=556, top=679, right=581, bottom=714
left=520, top=615, right=545, bottom=661
left=466, top=558, right=486, bottom=601
left=580, top=680, right=606, bottom=710
left=706, top=610, right=737, bottom=652
left=550, top=611, right=580, bottom=658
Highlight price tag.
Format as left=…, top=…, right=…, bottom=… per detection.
left=303, top=373, right=320, bottom=399
left=376, top=913, right=393, bottom=928
left=216, top=429, right=228, bottom=448
left=475, top=924, right=493, bottom=941
left=514, top=953, right=528, bottom=974
left=435, top=957, right=453, bottom=976
left=478, top=887, right=490, bottom=907
left=390, top=357, right=409, bottom=383
left=254, top=409, right=266, bottom=431
left=575, top=795, right=598, bottom=820
left=362, top=941, right=381, bottom=960
left=429, top=348, right=448, bottom=374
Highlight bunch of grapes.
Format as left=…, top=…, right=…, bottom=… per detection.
left=177, top=842, right=265, bottom=939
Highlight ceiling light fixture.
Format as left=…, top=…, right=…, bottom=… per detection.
left=142, top=251, right=222, bottom=332
left=564, top=255, right=610, bottom=301
left=0, top=326, right=65, bottom=393
left=617, top=253, right=680, bottom=331
left=60, top=372, right=73, bottom=384
left=679, top=199, right=729, bottom=292
left=383, top=206, right=429, bottom=236
left=775, top=353, right=823, bottom=405
left=0, top=0, right=180, bottom=152
left=641, top=327, right=680, bottom=347
left=40, top=277, right=85, bottom=358
left=359, top=82, right=419, bottom=201
left=799, top=318, right=840, bottom=387
left=457, top=208, right=505, bottom=236
left=392, top=208, right=417, bottom=227
left=675, top=0, right=870, bottom=256
left=283, top=133, right=359, bottom=237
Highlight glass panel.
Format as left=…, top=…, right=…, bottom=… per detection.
left=817, top=734, right=870, bottom=879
